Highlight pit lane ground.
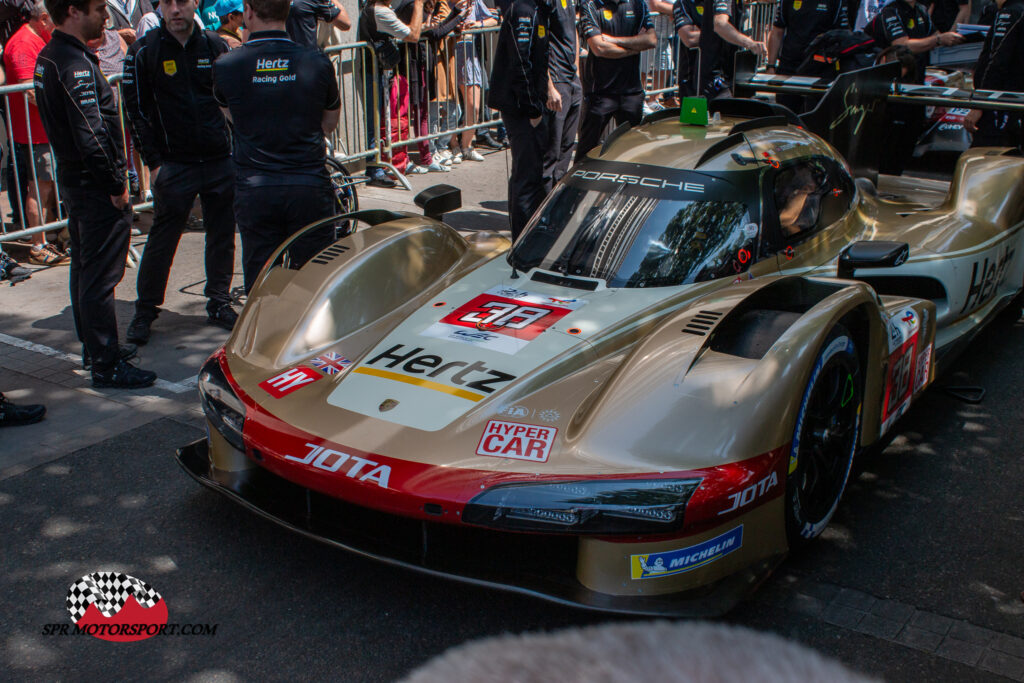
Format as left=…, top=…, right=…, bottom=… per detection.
left=1, top=151, right=1022, bottom=681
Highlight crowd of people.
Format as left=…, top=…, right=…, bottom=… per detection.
left=1, top=0, right=1023, bottom=422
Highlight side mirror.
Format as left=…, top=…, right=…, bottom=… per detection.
left=837, top=241, right=909, bottom=279
left=414, top=184, right=462, bottom=220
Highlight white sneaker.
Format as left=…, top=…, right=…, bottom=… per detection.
left=425, top=160, right=450, bottom=172
left=465, top=148, right=485, bottom=162
left=435, top=149, right=452, bottom=164
left=406, top=164, right=428, bottom=175
left=450, top=151, right=463, bottom=164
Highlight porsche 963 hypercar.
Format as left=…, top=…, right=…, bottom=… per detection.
left=178, top=64, right=1024, bottom=615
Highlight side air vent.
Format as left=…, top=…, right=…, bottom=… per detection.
left=682, top=310, right=724, bottom=336
left=311, top=243, right=350, bottom=265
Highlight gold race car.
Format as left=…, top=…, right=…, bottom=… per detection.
left=178, top=64, right=1024, bottom=615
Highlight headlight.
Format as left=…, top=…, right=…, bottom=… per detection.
left=198, top=356, right=246, bottom=453
left=462, top=478, right=701, bottom=534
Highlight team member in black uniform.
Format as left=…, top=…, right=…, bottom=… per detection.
left=35, top=0, right=157, bottom=388
left=863, top=0, right=963, bottom=78
left=123, top=0, right=238, bottom=345
left=286, top=0, right=351, bottom=48
left=575, top=0, right=656, bottom=160
left=923, top=0, right=970, bottom=32
left=487, top=0, right=552, bottom=241
left=766, top=0, right=848, bottom=76
left=672, top=0, right=703, bottom=98
left=544, top=0, right=581, bottom=191
left=864, top=0, right=962, bottom=173
left=213, top=0, right=341, bottom=292
left=966, top=0, right=1024, bottom=147
left=698, top=0, right=766, bottom=98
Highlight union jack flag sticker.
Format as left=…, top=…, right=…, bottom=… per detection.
left=311, top=352, right=352, bottom=375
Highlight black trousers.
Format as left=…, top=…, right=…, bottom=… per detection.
left=135, top=158, right=236, bottom=318
left=971, top=111, right=1022, bottom=148
left=62, top=185, right=132, bottom=373
left=543, top=80, right=583, bottom=193
left=503, top=110, right=548, bottom=242
left=236, top=183, right=336, bottom=293
left=575, top=91, right=644, bottom=162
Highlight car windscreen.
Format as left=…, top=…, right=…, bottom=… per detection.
left=509, top=162, right=760, bottom=288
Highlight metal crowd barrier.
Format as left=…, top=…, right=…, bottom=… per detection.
left=0, top=7, right=781, bottom=245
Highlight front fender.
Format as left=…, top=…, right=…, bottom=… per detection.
left=570, top=277, right=894, bottom=472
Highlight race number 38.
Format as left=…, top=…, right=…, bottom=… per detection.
left=440, top=294, right=571, bottom=341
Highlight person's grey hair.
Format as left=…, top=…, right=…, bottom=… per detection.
left=30, top=0, right=48, bottom=19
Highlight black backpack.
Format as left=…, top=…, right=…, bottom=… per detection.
left=796, top=30, right=878, bottom=80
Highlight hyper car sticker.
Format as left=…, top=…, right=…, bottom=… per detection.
left=476, top=420, right=557, bottom=462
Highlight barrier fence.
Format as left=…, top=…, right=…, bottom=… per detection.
left=0, top=3, right=783, bottom=244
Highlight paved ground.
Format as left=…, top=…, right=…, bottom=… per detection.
left=1, top=150, right=1022, bottom=682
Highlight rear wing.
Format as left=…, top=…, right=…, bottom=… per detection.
left=733, top=52, right=1024, bottom=180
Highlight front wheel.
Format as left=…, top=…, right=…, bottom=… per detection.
left=785, top=326, right=862, bottom=548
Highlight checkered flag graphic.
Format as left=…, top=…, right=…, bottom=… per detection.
left=66, top=572, right=162, bottom=623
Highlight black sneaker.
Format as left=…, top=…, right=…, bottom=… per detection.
left=126, top=314, right=154, bottom=345
left=207, top=303, right=239, bottom=331
left=0, top=393, right=45, bottom=427
left=474, top=132, right=503, bottom=150
left=0, top=252, right=31, bottom=284
left=82, top=343, right=138, bottom=370
left=366, top=168, right=397, bottom=188
left=92, top=360, right=157, bottom=389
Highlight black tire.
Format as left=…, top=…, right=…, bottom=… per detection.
left=785, top=325, right=862, bottom=548
left=325, top=157, right=359, bottom=238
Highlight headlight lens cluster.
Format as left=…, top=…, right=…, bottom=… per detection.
left=198, top=356, right=246, bottom=453
left=462, top=478, right=701, bottom=534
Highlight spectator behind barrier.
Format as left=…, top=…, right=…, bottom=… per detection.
left=215, top=0, right=243, bottom=46
left=451, top=0, right=496, bottom=163
left=4, top=0, right=67, bottom=265
left=106, top=0, right=156, bottom=43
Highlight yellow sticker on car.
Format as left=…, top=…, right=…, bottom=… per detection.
left=163, top=60, right=177, bottom=76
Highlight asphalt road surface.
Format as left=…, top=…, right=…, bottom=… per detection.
left=1, top=156, right=1022, bottom=681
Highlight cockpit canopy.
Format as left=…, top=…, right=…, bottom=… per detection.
left=509, top=161, right=760, bottom=288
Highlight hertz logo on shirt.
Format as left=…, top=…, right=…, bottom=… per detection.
left=256, top=57, right=290, bottom=72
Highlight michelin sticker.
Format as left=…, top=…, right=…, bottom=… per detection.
left=421, top=285, right=587, bottom=354
left=631, top=526, right=743, bottom=580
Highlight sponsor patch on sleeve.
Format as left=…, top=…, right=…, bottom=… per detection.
left=259, top=366, right=322, bottom=398
left=420, top=286, right=586, bottom=354
left=630, top=526, right=743, bottom=579
left=476, top=420, right=557, bottom=462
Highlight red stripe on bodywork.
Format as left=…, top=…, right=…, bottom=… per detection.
left=216, top=351, right=789, bottom=534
